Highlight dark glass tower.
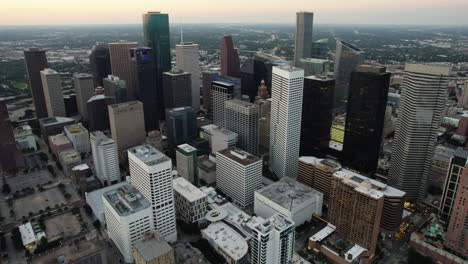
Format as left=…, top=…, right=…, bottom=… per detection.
left=300, top=76, right=335, bottom=157
left=131, top=47, right=159, bottom=131
left=142, top=12, right=171, bottom=118
left=89, top=43, right=112, bottom=87
left=163, top=68, right=192, bottom=109
left=165, top=107, right=198, bottom=157
left=24, top=48, right=49, bottom=118
left=342, top=65, right=390, bottom=175
left=220, top=35, right=240, bottom=78
left=86, top=87, right=114, bottom=132
left=0, top=100, right=19, bottom=172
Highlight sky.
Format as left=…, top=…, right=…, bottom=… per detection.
left=1, top=0, right=468, bottom=25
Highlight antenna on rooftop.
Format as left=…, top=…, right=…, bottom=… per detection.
left=180, top=17, right=184, bottom=44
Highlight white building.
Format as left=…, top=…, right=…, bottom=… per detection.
left=85, top=181, right=128, bottom=223
left=40, top=68, right=66, bottom=117
left=14, top=125, right=37, bottom=151
left=176, top=144, right=198, bottom=184
left=250, top=214, right=295, bottom=264
left=128, top=144, right=178, bottom=242
left=64, top=123, right=91, bottom=153
left=216, top=147, right=262, bottom=208
left=211, top=81, right=234, bottom=127
left=103, top=183, right=154, bottom=264
left=173, top=177, right=208, bottom=224
left=18, top=222, right=46, bottom=251
left=269, top=65, right=304, bottom=179
left=90, top=131, right=120, bottom=186
left=176, top=42, right=201, bottom=109
left=212, top=127, right=237, bottom=155
left=200, top=124, right=218, bottom=152
left=224, top=99, right=259, bottom=156
left=254, top=177, right=323, bottom=226
left=202, top=222, right=249, bottom=264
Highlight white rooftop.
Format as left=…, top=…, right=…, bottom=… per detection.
left=128, top=144, right=170, bottom=166
left=177, top=143, right=197, bottom=153
left=19, top=222, right=37, bottom=246
left=202, top=222, right=248, bottom=261
left=72, top=164, right=89, bottom=171
left=85, top=182, right=128, bottom=222
left=338, top=169, right=405, bottom=198
left=345, top=244, right=368, bottom=263
left=173, top=177, right=207, bottom=202
left=310, top=223, right=336, bottom=242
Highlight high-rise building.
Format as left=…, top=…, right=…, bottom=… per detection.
left=130, top=47, right=159, bottom=131
left=90, top=131, right=120, bottom=186
left=143, top=12, right=171, bottom=117
left=89, top=43, right=112, bottom=87
left=202, top=71, right=219, bottom=112
left=216, top=147, right=262, bottom=208
left=211, top=81, right=234, bottom=127
left=342, top=65, right=390, bottom=174
left=300, top=76, right=334, bottom=157
left=63, top=94, right=78, bottom=117
left=294, top=11, right=314, bottom=66
left=269, top=65, right=304, bottom=179
left=220, top=35, right=240, bottom=77
left=176, top=144, right=198, bottom=184
left=389, top=64, right=452, bottom=200
left=213, top=75, right=242, bottom=99
left=108, top=101, right=146, bottom=150
left=108, top=42, right=138, bottom=100
left=103, top=183, right=154, bottom=263
left=250, top=214, right=295, bottom=264
left=40, top=69, right=66, bottom=117
left=86, top=87, right=114, bottom=132
left=128, top=145, right=178, bottom=242
left=72, top=73, right=94, bottom=121
left=224, top=99, right=259, bottom=155
left=333, top=40, right=364, bottom=105
left=103, top=75, right=127, bottom=104
left=133, top=233, right=175, bottom=264
left=64, top=123, right=91, bottom=154
left=176, top=42, right=201, bottom=109
left=165, top=107, right=198, bottom=154
left=24, top=48, right=48, bottom=118
left=0, top=100, right=20, bottom=172
left=173, top=177, right=208, bottom=224
left=211, top=127, right=238, bottom=154
left=311, top=38, right=329, bottom=60
left=162, top=69, right=192, bottom=109
left=296, top=58, right=330, bottom=76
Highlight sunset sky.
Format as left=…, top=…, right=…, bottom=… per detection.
left=1, top=0, right=467, bottom=25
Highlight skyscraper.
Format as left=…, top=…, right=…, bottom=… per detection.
left=389, top=64, right=452, bottom=200
left=40, top=68, right=66, bottom=117
left=294, top=11, right=314, bottom=66
left=202, top=71, right=219, bottom=112
left=300, top=76, right=335, bottom=157
left=89, top=43, right=112, bottom=87
left=108, top=101, right=146, bottom=151
left=269, top=66, right=304, bottom=179
left=342, top=65, right=390, bottom=174
left=0, top=100, right=20, bottom=172
left=128, top=145, right=178, bottom=242
left=131, top=47, right=159, bottom=131
left=72, top=73, right=94, bottom=121
left=165, top=107, right=198, bottom=154
left=162, top=69, right=192, bottom=109
left=176, top=144, right=198, bottom=184
left=220, top=35, right=240, bottom=78
left=311, top=38, right=329, bottom=60
left=143, top=12, right=171, bottom=116
left=224, top=99, right=259, bottom=155
left=176, top=42, right=201, bottom=109
left=333, top=40, right=364, bottom=105
left=86, top=87, right=114, bottom=132
left=90, top=131, right=120, bottom=186
left=211, top=81, right=234, bottom=127
left=24, top=48, right=48, bottom=118
left=103, top=75, right=127, bottom=104
left=109, top=42, right=138, bottom=100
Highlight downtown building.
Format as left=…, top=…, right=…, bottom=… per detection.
left=24, top=48, right=49, bottom=118
left=220, top=35, right=240, bottom=77
left=89, top=43, right=112, bottom=87
left=224, top=99, right=259, bottom=155
left=90, top=131, right=120, bottom=186
left=108, top=101, right=146, bottom=150
left=202, top=71, right=219, bottom=112
left=40, top=68, right=66, bottom=117
left=162, top=68, right=192, bottom=109
left=165, top=107, right=198, bottom=155
left=86, top=87, right=114, bottom=132
left=109, top=42, right=138, bottom=100
left=211, top=81, right=234, bottom=127
left=128, top=145, right=177, bottom=242
left=64, top=123, right=91, bottom=154
left=294, top=11, right=314, bottom=66
left=103, top=75, right=127, bottom=104
left=176, top=144, right=198, bottom=184
left=0, top=100, right=22, bottom=172
left=173, top=177, right=208, bottom=224
left=176, top=42, right=201, bottom=109
left=72, top=73, right=95, bottom=121
left=333, top=40, right=364, bottom=105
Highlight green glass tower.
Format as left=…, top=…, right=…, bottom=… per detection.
left=143, top=12, right=171, bottom=119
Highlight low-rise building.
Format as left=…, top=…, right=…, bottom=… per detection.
left=133, top=233, right=175, bottom=264
left=49, top=133, right=73, bottom=157
left=39, top=116, right=75, bottom=144
left=19, top=222, right=46, bottom=251
left=14, top=125, right=37, bottom=151
left=197, top=155, right=216, bottom=185
left=58, top=148, right=82, bottom=177
left=212, top=127, right=237, bottom=155
left=174, top=243, right=210, bottom=264
left=202, top=222, right=249, bottom=264
left=173, top=177, right=208, bottom=224
left=64, top=123, right=91, bottom=153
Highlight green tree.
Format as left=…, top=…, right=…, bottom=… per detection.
left=2, top=183, right=11, bottom=194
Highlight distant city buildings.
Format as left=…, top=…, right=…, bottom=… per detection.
left=294, top=11, right=314, bottom=66
left=220, top=35, right=240, bottom=77
left=296, top=58, right=330, bottom=76
left=176, top=42, right=201, bottom=109
left=40, top=68, right=66, bottom=117
left=202, top=71, right=218, bottom=112
left=108, top=101, right=146, bottom=150
left=24, top=48, right=49, bottom=118
left=90, top=131, right=120, bottom=186
left=211, top=81, right=234, bottom=127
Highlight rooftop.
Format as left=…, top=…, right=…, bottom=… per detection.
left=103, top=183, right=150, bottom=216
left=305, top=76, right=335, bottom=82
left=19, top=222, right=36, bottom=246
left=217, top=147, right=261, bottom=166
left=254, top=214, right=295, bottom=234
left=225, top=99, right=257, bottom=108
left=164, top=68, right=190, bottom=76
left=14, top=125, right=33, bottom=137
left=109, top=100, right=142, bottom=113
left=133, top=233, right=173, bottom=262
left=213, top=127, right=237, bottom=139
left=177, top=143, right=197, bottom=154
left=256, top=177, right=323, bottom=210
left=40, top=116, right=74, bottom=126
left=338, top=40, right=363, bottom=52
left=49, top=133, right=71, bottom=146
left=41, top=68, right=59, bottom=75
left=85, top=182, right=128, bottom=221
left=212, top=80, right=235, bottom=87
left=299, top=58, right=330, bottom=63
left=64, top=123, right=87, bottom=134
left=174, top=243, right=210, bottom=264
left=128, top=144, right=171, bottom=166
left=333, top=170, right=385, bottom=199
left=173, top=177, right=207, bottom=202
left=59, top=149, right=81, bottom=162
left=198, top=155, right=216, bottom=172
left=275, top=64, right=303, bottom=72
left=73, top=73, right=92, bottom=79
left=202, top=222, right=249, bottom=261
left=72, top=164, right=89, bottom=172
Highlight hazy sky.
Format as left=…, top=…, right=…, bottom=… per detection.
left=1, top=0, right=468, bottom=25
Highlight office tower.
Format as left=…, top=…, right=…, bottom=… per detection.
left=439, top=148, right=468, bottom=224
left=89, top=43, right=112, bottom=87
left=389, top=64, right=452, bottom=200
left=165, top=107, right=197, bottom=153
left=49, top=133, right=72, bottom=157
left=458, top=81, right=468, bottom=108
left=72, top=73, right=94, bottom=121
left=173, top=177, right=208, bottom=224
left=211, top=127, right=237, bottom=154
left=333, top=40, right=364, bottom=105
left=40, top=69, right=66, bottom=117
left=103, top=75, right=127, bottom=104
left=241, top=59, right=273, bottom=99
left=109, top=42, right=138, bottom=100
left=257, top=99, right=271, bottom=154
left=211, top=81, right=234, bottom=127
left=220, top=35, right=240, bottom=77
left=103, top=183, right=154, bottom=264
left=131, top=47, right=159, bottom=131
left=162, top=69, right=192, bottom=109
left=198, top=155, right=216, bottom=185
left=256, top=80, right=269, bottom=100
left=300, top=76, right=334, bottom=157
left=311, top=38, right=329, bottom=59
left=64, top=123, right=91, bottom=154
left=133, top=233, right=175, bottom=264
left=128, top=145, right=178, bottom=242
left=296, top=58, right=330, bottom=76
left=86, top=87, right=114, bottom=132
left=176, top=144, right=198, bottom=184
left=342, top=65, right=390, bottom=174
left=213, top=75, right=242, bottom=99
left=294, top=11, right=314, bottom=66
left=58, top=149, right=82, bottom=177
left=90, top=131, right=120, bottom=186
left=63, top=94, right=78, bottom=117
left=39, top=116, right=75, bottom=144
left=250, top=214, right=295, bottom=264
left=216, top=147, right=262, bottom=208
left=0, top=100, right=20, bottom=172
left=269, top=66, right=304, bottom=179
left=202, top=71, right=218, bottom=111
left=108, top=101, right=146, bottom=150
left=224, top=99, right=259, bottom=155
left=143, top=12, right=171, bottom=117
left=444, top=165, right=468, bottom=257
left=24, top=48, right=48, bottom=118
left=176, top=42, right=201, bottom=109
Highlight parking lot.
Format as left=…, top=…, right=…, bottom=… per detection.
left=6, top=169, right=54, bottom=193
left=45, top=213, right=82, bottom=240
left=13, top=188, right=65, bottom=219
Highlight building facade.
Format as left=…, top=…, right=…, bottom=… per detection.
left=224, top=99, right=259, bottom=155
left=0, top=100, right=20, bottom=172
left=86, top=88, right=114, bottom=132
left=89, top=43, right=112, bottom=87
left=133, top=233, right=175, bottom=264
left=333, top=40, right=364, bottom=105
left=103, top=75, right=127, bottom=104
left=64, top=123, right=91, bottom=154
left=72, top=73, right=95, bottom=121
left=211, top=81, right=234, bottom=127
left=173, top=177, right=208, bottom=224
left=202, top=71, right=218, bottom=112
left=176, top=42, right=201, bottom=109
left=220, top=35, right=240, bottom=78
left=90, top=131, right=120, bottom=186
left=176, top=144, right=198, bottom=184
left=40, top=68, right=66, bottom=117
left=165, top=107, right=197, bottom=154
left=108, top=100, right=146, bottom=150
left=108, top=42, right=138, bottom=100
left=24, top=48, right=49, bottom=118
left=294, top=11, right=314, bottom=66
left=162, top=69, right=192, bottom=109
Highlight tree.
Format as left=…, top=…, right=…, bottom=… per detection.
left=58, top=183, right=65, bottom=190
left=11, top=227, right=24, bottom=250
left=0, top=234, right=7, bottom=250
left=93, top=220, right=101, bottom=230
left=2, top=183, right=11, bottom=194
left=408, top=247, right=435, bottom=264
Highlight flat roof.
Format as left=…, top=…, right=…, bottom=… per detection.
left=40, top=116, right=74, bottom=126
left=72, top=164, right=89, bottom=171
left=64, top=123, right=87, bottom=134
left=173, top=177, right=207, bottom=202
left=341, top=169, right=405, bottom=198
left=310, top=223, right=336, bottom=242
left=103, top=183, right=150, bottom=216
left=133, top=234, right=173, bottom=261
left=128, top=144, right=171, bottom=166
left=49, top=133, right=71, bottom=146
left=177, top=143, right=197, bottom=153
left=85, top=182, right=128, bottom=222
left=333, top=170, right=385, bottom=199
left=198, top=155, right=216, bottom=172
left=41, top=68, right=59, bottom=75
left=345, top=244, right=367, bottom=263
left=217, top=147, right=260, bottom=166
left=73, top=73, right=92, bottom=79
left=59, top=149, right=81, bottom=162
left=202, top=222, right=248, bottom=260
left=254, top=214, right=295, bottom=234
left=212, top=80, right=234, bottom=87
left=109, top=100, right=142, bottom=112
left=19, top=222, right=36, bottom=246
